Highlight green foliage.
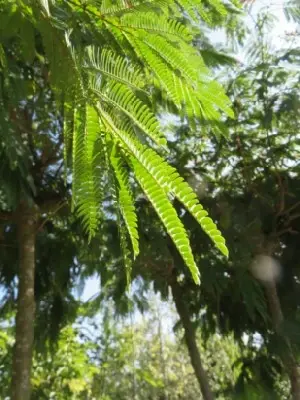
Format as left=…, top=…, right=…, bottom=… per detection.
left=30, top=300, right=245, bottom=399
left=1, top=4, right=298, bottom=398
left=0, top=0, right=235, bottom=283
left=111, top=147, right=139, bottom=259
left=0, top=327, right=13, bottom=397
left=72, top=104, right=103, bottom=238
left=98, top=7, right=300, bottom=398
left=132, top=156, right=201, bottom=283
left=0, top=300, right=291, bottom=400
left=31, top=326, right=98, bottom=399
left=86, top=47, right=145, bottom=91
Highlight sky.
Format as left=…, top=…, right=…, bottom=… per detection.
left=79, top=0, right=299, bottom=305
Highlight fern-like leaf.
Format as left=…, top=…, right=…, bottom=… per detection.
left=92, top=81, right=166, bottom=146
left=85, top=47, right=146, bottom=92
left=127, top=36, right=181, bottom=107
left=197, top=80, right=234, bottom=120
left=98, top=106, right=228, bottom=258
left=100, top=0, right=169, bottom=16
left=140, top=34, right=198, bottom=83
left=174, top=0, right=226, bottom=22
left=119, top=218, right=133, bottom=286
left=63, top=97, right=75, bottom=177
left=131, top=157, right=200, bottom=284
left=120, top=12, right=192, bottom=41
left=107, top=138, right=133, bottom=285
left=111, top=146, right=139, bottom=259
left=73, top=104, right=103, bottom=237
left=125, top=35, right=232, bottom=122
left=100, top=0, right=131, bottom=15
left=72, top=105, right=84, bottom=211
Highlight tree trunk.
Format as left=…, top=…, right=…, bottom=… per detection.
left=170, top=277, right=214, bottom=400
left=11, top=203, right=37, bottom=400
left=290, top=365, right=300, bottom=400
left=265, top=281, right=300, bottom=400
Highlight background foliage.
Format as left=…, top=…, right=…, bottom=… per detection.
left=1, top=0, right=300, bottom=399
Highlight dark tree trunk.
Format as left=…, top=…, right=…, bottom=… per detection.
left=170, top=278, right=214, bottom=400
left=257, top=239, right=300, bottom=399
left=11, top=203, right=37, bottom=400
left=290, top=365, right=300, bottom=400
left=265, top=282, right=300, bottom=400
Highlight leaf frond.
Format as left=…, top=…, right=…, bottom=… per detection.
left=99, top=0, right=169, bottom=16
left=85, top=47, right=146, bottom=92
left=111, top=146, right=139, bottom=259
left=92, top=81, right=166, bottom=146
left=72, top=104, right=103, bottom=238
left=131, top=157, right=200, bottom=284
left=98, top=106, right=228, bottom=257
left=120, top=12, right=192, bottom=41
left=107, top=138, right=133, bottom=286
left=140, top=34, right=198, bottom=82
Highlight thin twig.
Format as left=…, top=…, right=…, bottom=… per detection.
left=36, top=201, right=67, bottom=233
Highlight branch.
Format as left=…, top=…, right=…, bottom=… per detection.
left=0, top=211, right=15, bottom=221
left=36, top=201, right=68, bottom=233
left=277, top=227, right=299, bottom=237
left=0, top=243, right=17, bottom=248
left=290, top=212, right=300, bottom=222
left=283, top=201, right=300, bottom=215
left=53, top=161, right=64, bottom=181
left=36, top=193, right=68, bottom=213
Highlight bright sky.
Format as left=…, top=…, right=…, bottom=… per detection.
left=244, top=0, right=300, bottom=49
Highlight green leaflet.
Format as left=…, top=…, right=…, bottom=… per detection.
left=106, top=138, right=133, bottom=285
left=127, top=36, right=182, bottom=107
left=100, top=0, right=170, bottom=16
left=85, top=47, right=145, bottom=92
left=92, top=81, right=167, bottom=146
left=72, top=103, right=85, bottom=211
left=137, top=34, right=198, bottom=83
left=63, top=96, right=75, bottom=175
left=72, top=104, right=103, bottom=237
left=131, top=157, right=200, bottom=284
left=110, top=147, right=139, bottom=259
left=100, top=1, right=233, bottom=124
left=137, top=149, right=229, bottom=257
left=99, top=107, right=228, bottom=260
left=83, top=105, right=103, bottom=237
left=124, top=35, right=233, bottom=121
left=99, top=0, right=229, bottom=21
left=120, top=12, right=192, bottom=41
left=100, top=0, right=132, bottom=15
left=206, top=0, right=227, bottom=16
left=174, top=0, right=227, bottom=22
left=197, top=80, right=234, bottom=120
left=119, top=217, right=133, bottom=286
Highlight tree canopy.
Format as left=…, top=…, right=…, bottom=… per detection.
left=0, top=0, right=236, bottom=282
left=1, top=1, right=300, bottom=400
